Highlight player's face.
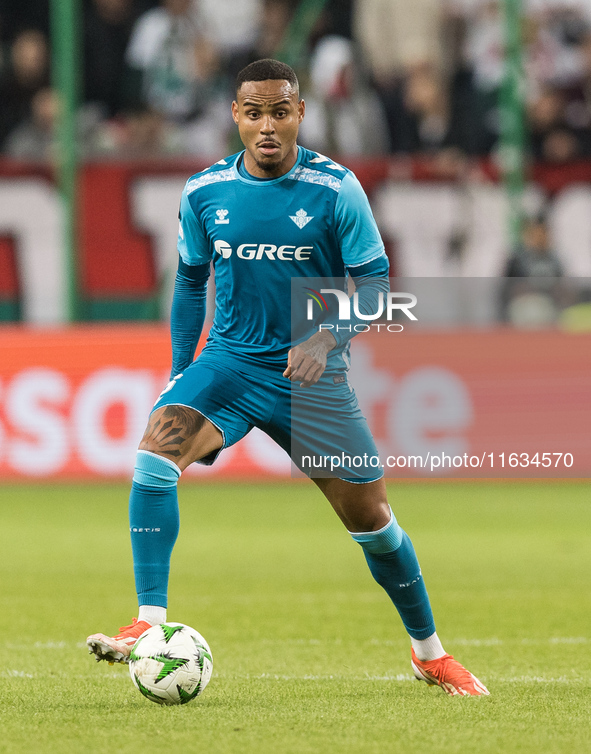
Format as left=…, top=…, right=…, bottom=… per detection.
left=232, top=79, right=305, bottom=178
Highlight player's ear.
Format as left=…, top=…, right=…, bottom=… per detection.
left=298, top=98, right=305, bottom=124
left=231, top=100, right=239, bottom=124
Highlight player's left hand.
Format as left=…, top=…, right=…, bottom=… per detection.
left=283, top=330, right=336, bottom=387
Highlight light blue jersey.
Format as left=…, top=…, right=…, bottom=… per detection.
left=177, top=146, right=386, bottom=369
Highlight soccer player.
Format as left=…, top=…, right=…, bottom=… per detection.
left=87, top=59, right=489, bottom=696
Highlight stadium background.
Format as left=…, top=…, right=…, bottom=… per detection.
left=1, top=0, right=591, bottom=480
left=0, top=2, right=590, bottom=753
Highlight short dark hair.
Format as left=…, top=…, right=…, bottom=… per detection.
left=236, top=59, right=299, bottom=95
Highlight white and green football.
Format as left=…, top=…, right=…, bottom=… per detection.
left=129, top=622, right=213, bottom=705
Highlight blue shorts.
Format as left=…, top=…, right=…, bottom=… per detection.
left=153, top=345, right=383, bottom=483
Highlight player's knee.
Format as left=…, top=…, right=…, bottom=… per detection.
left=320, top=477, right=390, bottom=532
left=348, top=505, right=403, bottom=554
left=133, top=450, right=181, bottom=488
left=347, top=499, right=390, bottom=532
left=337, top=485, right=389, bottom=532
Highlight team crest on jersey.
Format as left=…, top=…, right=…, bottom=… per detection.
left=215, top=209, right=230, bottom=224
left=290, top=209, right=313, bottom=229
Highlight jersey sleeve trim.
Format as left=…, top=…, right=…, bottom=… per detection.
left=186, top=166, right=237, bottom=195
left=288, top=165, right=343, bottom=192
left=346, top=249, right=389, bottom=268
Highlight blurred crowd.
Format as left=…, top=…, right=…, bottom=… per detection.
left=3, top=0, right=591, bottom=162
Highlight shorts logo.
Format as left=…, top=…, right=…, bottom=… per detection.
left=214, top=240, right=313, bottom=261
left=290, top=208, right=313, bottom=229
left=215, top=209, right=229, bottom=224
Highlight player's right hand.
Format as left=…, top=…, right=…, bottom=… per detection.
left=283, top=330, right=336, bottom=387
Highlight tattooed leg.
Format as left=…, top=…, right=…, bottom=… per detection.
left=139, top=405, right=223, bottom=471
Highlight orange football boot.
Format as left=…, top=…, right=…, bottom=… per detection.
left=411, top=648, right=490, bottom=696
left=87, top=618, right=152, bottom=664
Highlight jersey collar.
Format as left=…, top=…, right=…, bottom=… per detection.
left=233, top=146, right=303, bottom=186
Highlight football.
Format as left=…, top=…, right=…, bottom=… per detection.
left=129, top=622, right=213, bottom=705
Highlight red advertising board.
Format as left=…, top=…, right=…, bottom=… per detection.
left=351, top=329, right=591, bottom=478
left=0, top=325, right=588, bottom=480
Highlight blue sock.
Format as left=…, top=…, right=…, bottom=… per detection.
left=350, top=508, right=436, bottom=640
left=129, top=451, right=181, bottom=608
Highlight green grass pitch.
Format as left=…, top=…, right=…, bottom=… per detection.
left=0, top=480, right=589, bottom=753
